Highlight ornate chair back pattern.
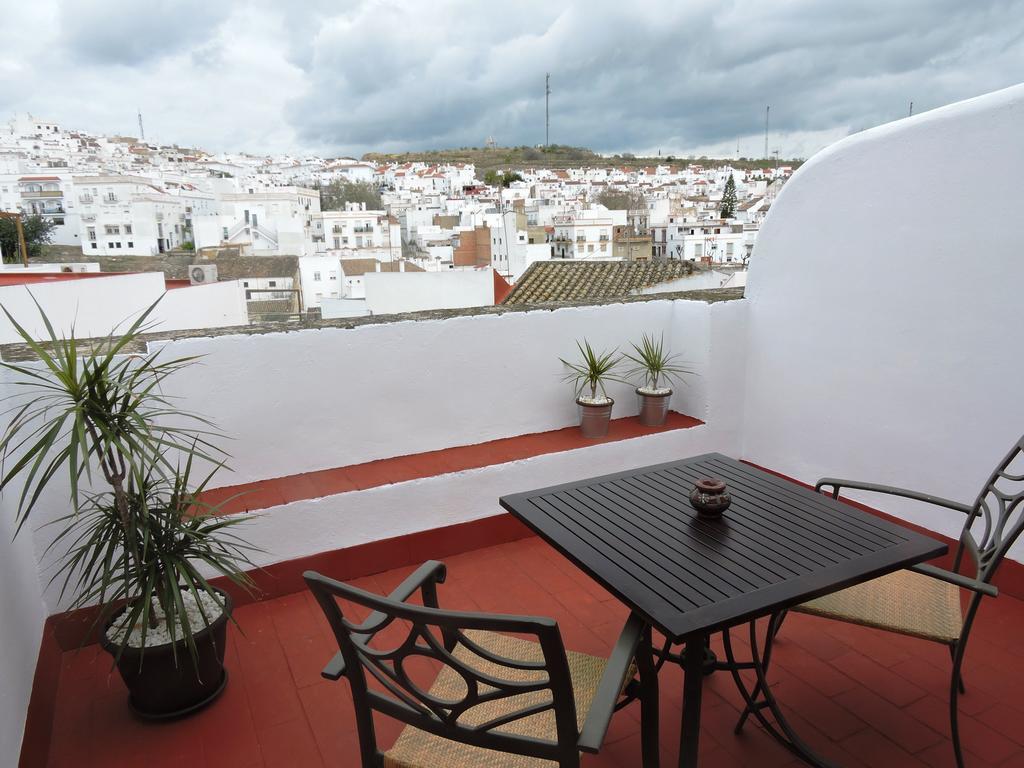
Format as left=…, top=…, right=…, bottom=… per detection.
left=957, top=434, right=1024, bottom=584
left=305, top=572, right=582, bottom=766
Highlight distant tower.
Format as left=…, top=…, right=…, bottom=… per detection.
left=545, top=73, right=551, bottom=147
left=485, top=135, right=496, bottom=149
left=137, top=108, right=145, bottom=141
left=764, top=105, right=770, bottom=160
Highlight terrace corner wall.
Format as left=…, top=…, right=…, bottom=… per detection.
left=741, top=83, right=1024, bottom=558
left=0, top=489, right=46, bottom=763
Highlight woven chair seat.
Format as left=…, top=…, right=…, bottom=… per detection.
left=384, top=630, right=626, bottom=767
left=793, top=568, right=963, bottom=643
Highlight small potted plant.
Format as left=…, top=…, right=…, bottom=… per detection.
left=560, top=339, right=625, bottom=438
left=624, top=333, right=693, bottom=426
left=0, top=299, right=256, bottom=718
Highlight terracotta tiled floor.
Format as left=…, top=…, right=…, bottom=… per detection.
left=46, top=536, right=1024, bottom=767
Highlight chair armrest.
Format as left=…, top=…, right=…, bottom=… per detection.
left=578, top=613, right=644, bottom=754
left=909, top=563, right=999, bottom=597
left=321, top=560, right=448, bottom=681
left=815, top=477, right=973, bottom=515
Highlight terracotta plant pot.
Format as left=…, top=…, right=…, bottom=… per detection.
left=637, top=388, right=672, bottom=426
left=99, top=588, right=232, bottom=719
left=577, top=396, right=614, bottom=438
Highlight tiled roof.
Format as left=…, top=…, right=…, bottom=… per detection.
left=502, top=259, right=696, bottom=304
left=30, top=250, right=299, bottom=280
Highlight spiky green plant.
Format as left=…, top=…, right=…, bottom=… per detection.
left=0, top=295, right=256, bottom=666
left=623, top=333, right=694, bottom=391
left=560, top=339, right=626, bottom=402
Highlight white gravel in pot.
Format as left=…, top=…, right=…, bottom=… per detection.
left=106, top=590, right=225, bottom=649
left=637, top=386, right=672, bottom=396
left=577, top=395, right=613, bottom=405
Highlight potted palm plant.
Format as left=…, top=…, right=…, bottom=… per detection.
left=560, top=339, right=625, bottom=438
left=624, top=333, right=694, bottom=426
left=0, top=299, right=256, bottom=718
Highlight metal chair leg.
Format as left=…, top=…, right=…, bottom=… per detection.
left=948, top=643, right=966, bottom=694
left=950, top=651, right=965, bottom=768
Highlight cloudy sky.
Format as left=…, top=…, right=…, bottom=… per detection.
left=2, top=0, right=1022, bottom=159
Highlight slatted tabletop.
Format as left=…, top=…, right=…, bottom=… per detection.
left=500, top=453, right=947, bottom=641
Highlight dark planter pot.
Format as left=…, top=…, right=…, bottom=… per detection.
left=637, top=388, right=672, bottom=427
left=577, top=397, right=614, bottom=438
left=99, top=588, right=232, bottom=719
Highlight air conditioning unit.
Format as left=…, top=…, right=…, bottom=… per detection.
left=189, top=264, right=218, bottom=285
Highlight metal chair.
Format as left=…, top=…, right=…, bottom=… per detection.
left=763, top=434, right=1024, bottom=767
left=305, top=561, right=659, bottom=767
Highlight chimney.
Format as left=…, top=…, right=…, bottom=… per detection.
left=399, top=260, right=405, bottom=273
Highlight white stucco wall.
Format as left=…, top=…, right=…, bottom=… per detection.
left=363, top=269, right=494, bottom=314
left=0, top=274, right=248, bottom=343
left=0, top=454, right=47, bottom=763
left=18, top=296, right=746, bottom=613
left=742, top=83, right=1024, bottom=560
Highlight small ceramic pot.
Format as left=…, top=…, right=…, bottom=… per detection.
left=689, top=477, right=731, bottom=518
left=577, top=397, right=613, bottom=438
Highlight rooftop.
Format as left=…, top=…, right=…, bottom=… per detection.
left=502, top=260, right=697, bottom=304
left=38, top=531, right=1024, bottom=768
left=4, top=83, right=1024, bottom=768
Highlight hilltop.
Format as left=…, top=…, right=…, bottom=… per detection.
left=362, top=145, right=803, bottom=173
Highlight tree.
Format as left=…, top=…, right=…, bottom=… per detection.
left=0, top=214, right=55, bottom=263
left=597, top=189, right=646, bottom=211
left=484, top=170, right=523, bottom=188
left=318, top=180, right=382, bottom=211
left=719, top=174, right=738, bottom=219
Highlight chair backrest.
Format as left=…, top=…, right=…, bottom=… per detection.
left=305, top=571, right=582, bottom=767
left=957, top=433, right=1024, bottom=584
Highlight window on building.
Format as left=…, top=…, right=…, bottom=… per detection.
left=329, top=272, right=337, bottom=280
left=313, top=271, right=321, bottom=281
left=115, top=242, right=122, bottom=249
left=53, top=217, right=65, bottom=225
left=222, top=227, right=229, bottom=240
left=90, top=243, right=97, bottom=249
left=104, top=225, right=120, bottom=235
left=108, top=242, right=114, bottom=248
left=243, top=281, right=249, bottom=288
left=268, top=281, right=277, bottom=287
left=124, top=224, right=132, bottom=234
left=127, top=241, right=133, bottom=248
left=333, top=237, right=340, bottom=249
left=87, top=227, right=96, bottom=241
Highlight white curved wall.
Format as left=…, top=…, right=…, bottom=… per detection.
left=742, top=83, right=1024, bottom=558
left=0, top=494, right=46, bottom=763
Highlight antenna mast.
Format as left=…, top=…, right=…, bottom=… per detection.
left=908, top=101, right=914, bottom=117
left=137, top=108, right=145, bottom=141
left=545, top=73, right=551, bottom=148
left=764, top=105, right=770, bottom=159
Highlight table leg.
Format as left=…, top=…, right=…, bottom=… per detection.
left=637, top=624, right=660, bottom=768
left=722, top=616, right=838, bottom=768
left=679, top=631, right=706, bottom=768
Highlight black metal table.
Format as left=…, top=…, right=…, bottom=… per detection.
left=499, top=453, right=947, bottom=767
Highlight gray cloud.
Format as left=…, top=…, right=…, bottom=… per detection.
left=57, top=0, right=230, bottom=66
left=4, top=0, right=1023, bottom=158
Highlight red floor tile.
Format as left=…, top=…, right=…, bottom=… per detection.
left=42, top=534, right=1024, bottom=768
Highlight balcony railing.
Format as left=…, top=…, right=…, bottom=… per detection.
left=20, top=190, right=63, bottom=199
